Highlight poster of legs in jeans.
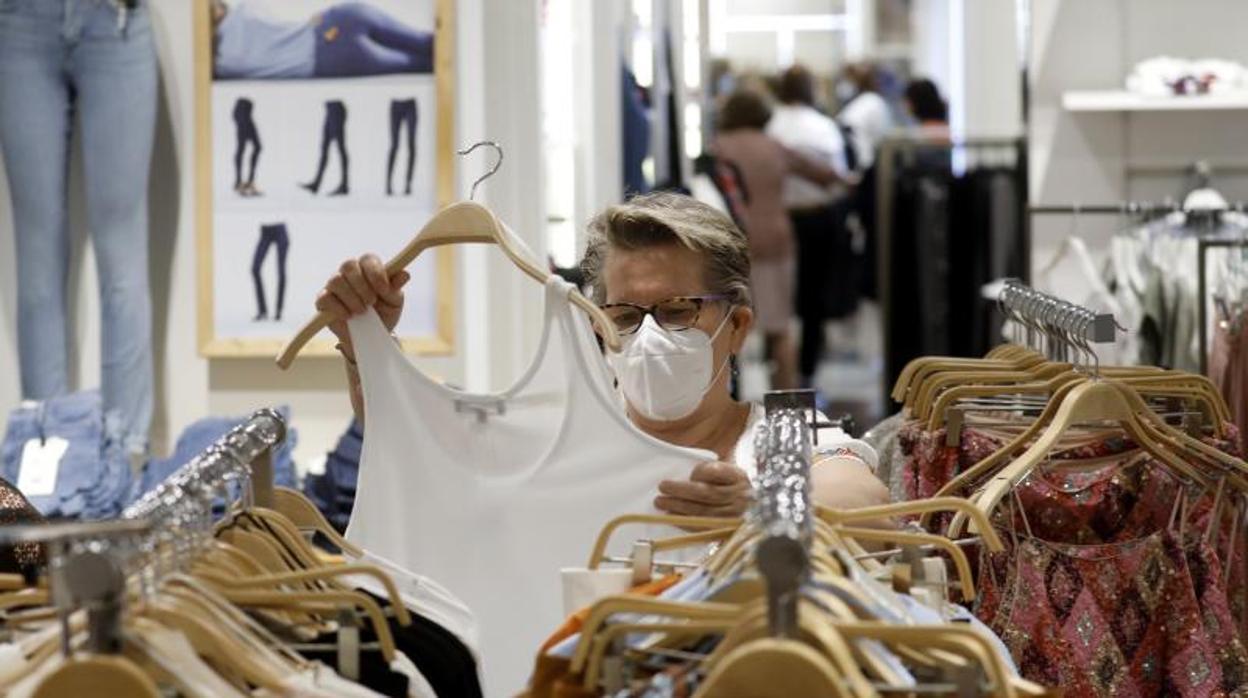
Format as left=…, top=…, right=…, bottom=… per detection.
left=198, top=0, right=453, bottom=356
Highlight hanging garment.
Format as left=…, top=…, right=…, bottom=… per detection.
left=345, top=277, right=711, bottom=695
left=1208, top=319, right=1248, bottom=454
left=968, top=434, right=1248, bottom=697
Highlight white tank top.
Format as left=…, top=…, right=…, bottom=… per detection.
left=345, top=277, right=713, bottom=696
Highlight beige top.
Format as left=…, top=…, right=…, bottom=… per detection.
left=713, top=130, right=797, bottom=261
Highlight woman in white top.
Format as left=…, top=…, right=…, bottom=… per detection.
left=317, top=193, right=888, bottom=518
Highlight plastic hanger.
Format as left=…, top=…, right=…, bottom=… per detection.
left=277, top=142, right=620, bottom=369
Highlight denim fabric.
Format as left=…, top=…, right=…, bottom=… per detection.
left=313, top=3, right=433, bottom=77
left=0, top=0, right=158, bottom=456
left=303, top=419, right=361, bottom=531
left=0, top=391, right=131, bottom=519
left=130, top=406, right=298, bottom=505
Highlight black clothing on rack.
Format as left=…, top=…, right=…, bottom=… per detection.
left=882, top=143, right=1025, bottom=397
left=793, top=199, right=858, bottom=379
left=300, top=590, right=483, bottom=698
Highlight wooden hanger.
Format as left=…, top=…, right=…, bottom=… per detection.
left=138, top=597, right=290, bottom=692
left=277, top=201, right=621, bottom=369
left=271, top=486, right=363, bottom=557
left=586, top=513, right=741, bottom=568
left=828, top=527, right=977, bottom=602
left=32, top=655, right=161, bottom=698
left=695, top=638, right=861, bottom=698
left=949, top=379, right=1216, bottom=539
left=817, top=498, right=1004, bottom=552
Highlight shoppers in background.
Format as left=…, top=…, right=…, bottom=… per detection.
left=837, top=62, right=892, bottom=171
left=712, top=89, right=851, bottom=392
left=0, top=0, right=158, bottom=460
left=316, top=193, right=888, bottom=519
left=903, top=78, right=951, bottom=138
left=767, top=65, right=860, bottom=392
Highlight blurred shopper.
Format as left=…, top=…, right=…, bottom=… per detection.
left=837, top=63, right=891, bottom=171
left=767, top=65, right=858, bottom=390
left=712, top=89, right=851, bottom=391
left=903, top=78, right=951, bottom=136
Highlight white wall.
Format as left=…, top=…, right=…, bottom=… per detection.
left=1030, top=0, right=1248, bottom=273
left=0, top=0, right=548, bottom=471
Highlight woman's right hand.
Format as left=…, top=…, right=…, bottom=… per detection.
left=316, top=254, right=410, bottom=360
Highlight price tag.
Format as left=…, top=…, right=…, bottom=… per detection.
left=17, top=437, right=68, bottom=497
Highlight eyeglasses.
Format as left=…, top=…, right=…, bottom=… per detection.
left=600, top=295, right=734, bottom=335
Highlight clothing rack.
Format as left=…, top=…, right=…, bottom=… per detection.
left=755, top=394, right=816, bottom=639
left=999, top=279, right=1118, bottom=360
left=877, top=136, right=1029, bottom=407
left=0, top=519, right=152, bottom=659
left=124, top=407, right=286, bottom=520
left=1028, top=201, right=1248, bottom=373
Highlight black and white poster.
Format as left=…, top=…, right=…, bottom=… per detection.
left=197, top=0, right=453, bottom=356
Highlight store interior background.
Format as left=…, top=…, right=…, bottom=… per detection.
left=2, top=0, right=1247, bottom=474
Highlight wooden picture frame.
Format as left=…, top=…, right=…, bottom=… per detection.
left=194, top=0, right=456, bottom=358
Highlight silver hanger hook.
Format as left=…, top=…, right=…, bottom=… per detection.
left=457, top=140, right=504, bottom=201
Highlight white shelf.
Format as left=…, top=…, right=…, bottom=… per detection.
left=1062, top=90, right=1248, bottom=112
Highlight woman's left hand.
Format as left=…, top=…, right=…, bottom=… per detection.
left=656, top=461, right=752, bottom=518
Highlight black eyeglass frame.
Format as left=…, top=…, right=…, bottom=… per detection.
left=599, top=294, right=736, bottom=335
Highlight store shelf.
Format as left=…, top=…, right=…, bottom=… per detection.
left=1062, top=90, right=1248, bottom=112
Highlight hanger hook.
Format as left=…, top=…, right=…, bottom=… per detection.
left=457, top=140, right=504, bottom=201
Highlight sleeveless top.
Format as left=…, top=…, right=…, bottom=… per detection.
left=345, top=276, right=713, bottom=695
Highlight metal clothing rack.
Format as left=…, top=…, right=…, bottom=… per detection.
left=0, top=519, right=153, bottom=659
left=124, top=407, right=286, bottom=520
left=0, top=409, right=289, bottom=666
left=755, top=392, right=817, bottom=639
left=1028, top=201, right=1248, bottom=373
left=999, top=279, right=1118, bottom=359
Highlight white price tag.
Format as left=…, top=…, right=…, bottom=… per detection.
left=17, top=437, right=68, bottom=497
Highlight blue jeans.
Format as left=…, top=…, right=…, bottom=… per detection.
left=0, top=0, right=158, bottom=456
left=0, top=391, right=131, bottom=520
left=314, top=3, right=433, bottom=77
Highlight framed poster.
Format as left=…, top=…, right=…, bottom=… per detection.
left=195, top=0, right=456, bottom=357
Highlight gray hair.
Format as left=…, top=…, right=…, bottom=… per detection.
left=581, top=192, right=753, bottom=308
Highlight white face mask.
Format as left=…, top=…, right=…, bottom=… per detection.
left=606, top=311, right=734, bottom=422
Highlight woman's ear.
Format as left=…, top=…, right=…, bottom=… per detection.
left=728, top=305, right=753, bottom=354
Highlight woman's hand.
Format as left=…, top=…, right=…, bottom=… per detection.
left=315, top=254, right=410, bottom=359
left=655, top=461, right=752, bottom=518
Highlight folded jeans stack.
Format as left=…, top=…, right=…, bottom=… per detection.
left=0, top=391, right=131, bottom=520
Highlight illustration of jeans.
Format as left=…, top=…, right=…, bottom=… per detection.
left=0, top=0, right=158, bottom=456
left=232, top=97, right=261, bottom=192
left=313, top=3, right=434, bottom=77
left=303, top=100, right=348, bottom=195
left=251, top=223, right=290, bottom=321
left=387, top=98, right=417, bottom=195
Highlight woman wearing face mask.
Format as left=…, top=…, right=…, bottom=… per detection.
left=316, top=193, right=888, bottom=518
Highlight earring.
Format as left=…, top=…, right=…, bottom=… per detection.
left=730, top=354, right=740, bottom=378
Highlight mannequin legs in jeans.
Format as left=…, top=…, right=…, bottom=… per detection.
left=0, top=0, right=157, bottom=455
